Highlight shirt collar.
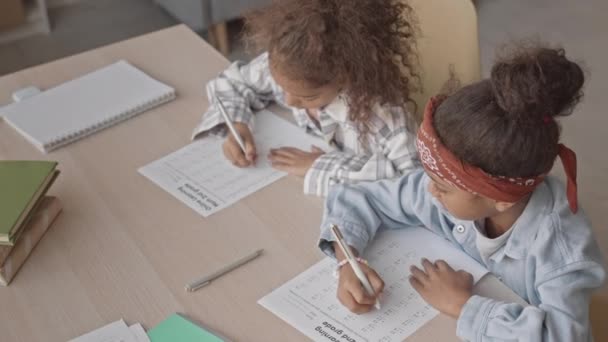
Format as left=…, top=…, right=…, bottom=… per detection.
left=500, top=182, right=552, bottom=260
left=320, top=93, right=349, bottom=123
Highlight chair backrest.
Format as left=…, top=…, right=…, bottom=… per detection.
left=407, top=0, right=481, bottom=117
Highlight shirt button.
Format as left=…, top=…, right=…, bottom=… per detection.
left=455, top=225, right=465, bottom=233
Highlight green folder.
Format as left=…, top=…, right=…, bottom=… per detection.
left=147, top=313, right=228, bottom=342
left=0, top=161, right=58, bottom=245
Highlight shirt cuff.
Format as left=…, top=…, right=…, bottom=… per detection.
left=456, top=295, right=497, bottom=342
left=303, top=154, right=339, bottom=197
left=303, top=164, right=325, bottom=197
left=318, top=217, right=370, bottom=259
left=191, top=107, right=255, bottom=140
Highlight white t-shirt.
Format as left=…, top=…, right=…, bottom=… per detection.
left=474, top=220, right=514, bottom=262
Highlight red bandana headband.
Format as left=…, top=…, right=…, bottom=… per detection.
left=416, top=96, right=578, bottom=213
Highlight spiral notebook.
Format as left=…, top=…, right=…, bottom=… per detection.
left=0, top=60, right=175, bottom=153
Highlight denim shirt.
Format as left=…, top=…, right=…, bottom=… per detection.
left=319, top=169, right=605, bottom=341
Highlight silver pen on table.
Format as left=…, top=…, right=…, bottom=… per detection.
left=185, top=249, right=264, bottom=292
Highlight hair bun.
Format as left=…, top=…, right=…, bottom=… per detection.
left=490, top=45, right=584, bottom=121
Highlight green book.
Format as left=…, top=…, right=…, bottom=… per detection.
left=0, top=161, right=58, bottom=245
left=147, top=313, right=229, bottom=342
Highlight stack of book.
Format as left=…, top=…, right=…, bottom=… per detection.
left=0, top=161, right=61, bottom=286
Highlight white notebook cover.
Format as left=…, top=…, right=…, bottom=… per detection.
left=0, top=60, right=175, bottom=153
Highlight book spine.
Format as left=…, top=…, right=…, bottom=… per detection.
left=0, top=197, right=62, bottom=286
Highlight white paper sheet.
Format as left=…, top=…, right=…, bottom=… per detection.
left=258, top=227, right=488, bottom=342
left=69, top=319, right=138, bottom=342
left=139, top=110, right=328, bottom=217
left=128, top=324, right=150, bottom=342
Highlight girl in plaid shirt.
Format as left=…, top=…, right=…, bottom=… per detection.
left=193, top=0, right=420, bottom=197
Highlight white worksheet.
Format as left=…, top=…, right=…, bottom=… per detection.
left=69, top=319, right=138, bottom=342
left=139, top=110, right=329, bottom=217
left=259, top=227, right=488, bottom=342
left=128, top=324, right=150, bottom=342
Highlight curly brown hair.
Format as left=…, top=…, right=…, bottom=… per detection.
left=243, top=0, right=419, bottom=130
left=434, top=42, right=585, bottom=177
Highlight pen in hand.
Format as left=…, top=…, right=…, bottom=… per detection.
left=215, top=98, right=257, bottom=166
left=216, top=98, right=246, bottom=153
left=331, top=224, right=381, bottom=310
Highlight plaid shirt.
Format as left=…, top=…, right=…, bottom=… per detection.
left=193, top=53, right=420, bottom=197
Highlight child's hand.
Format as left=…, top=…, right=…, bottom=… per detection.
left=222, top=122, right=257, bottom=167
left=268, top=145, right=324, bottom=176
left=337, top=260, right=385, bottom=314
left=409, top=258, right=473, bottom=319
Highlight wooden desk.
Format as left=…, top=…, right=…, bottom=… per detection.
left=0, top=25, right=520, bottom=341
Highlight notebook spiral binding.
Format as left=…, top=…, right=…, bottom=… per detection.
left=45, top=92, right=176, bottom=151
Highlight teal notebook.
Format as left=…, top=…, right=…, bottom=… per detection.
left=148, top=313, right=228, bottom=342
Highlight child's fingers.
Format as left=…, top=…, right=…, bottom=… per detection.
left=245, top=142, right=257, bottom=162
left=337, top=290, right=373, bottom=314
left=278, top=147, right=305, bottom=154
left=270, top=147, right=301, bottom=158
left=223, top=140, right=249, bottom=167
left=268, top=148, right=294, bottom=159
left=409, top=275, right=424, bottom=293
left=311, top=145, right=325, bottom=153
left=434, top=259, right=453, bottom=272
left=233, top=153, right=250, bottom=167
left=365, top=268, right=385, bottom=294
left=268, top=152, right=295, bottom=166
left=347, top=283, right=377, bottom=305
left=421, top=258, right=437, bottom=275
left=232, top=152, right=251, bottom=168
left=410, top=265, right=429, bottom=282
left=241, top=129, right=257, bottom=162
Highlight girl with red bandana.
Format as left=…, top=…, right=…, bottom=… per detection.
left=318, top=44, right=605, bottom=341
